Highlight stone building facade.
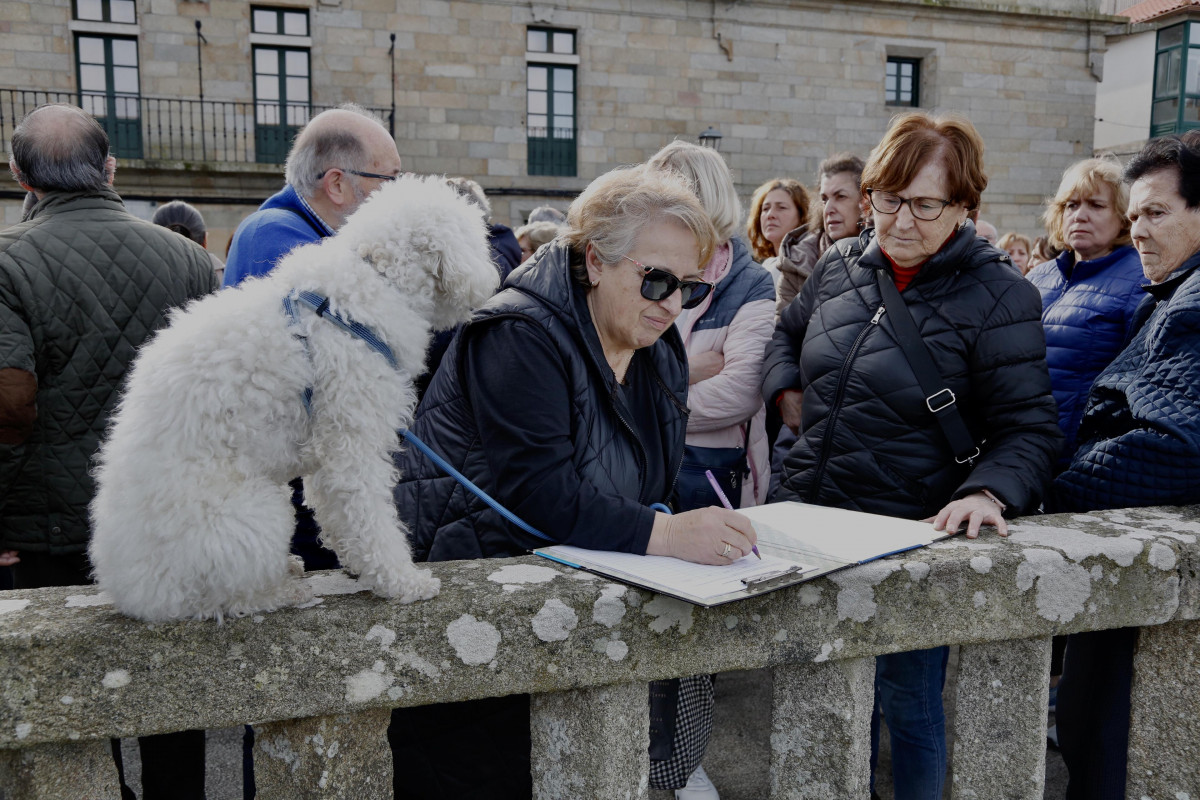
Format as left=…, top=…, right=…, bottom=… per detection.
left=1, top=0, right=1120, bottom=245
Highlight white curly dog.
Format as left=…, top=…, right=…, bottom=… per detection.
left=89, top=175, right=497, bottom=621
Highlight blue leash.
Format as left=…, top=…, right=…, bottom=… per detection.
left=400, top=428, right=555, bottom=542
left=400, top=429, right=673, bottom=542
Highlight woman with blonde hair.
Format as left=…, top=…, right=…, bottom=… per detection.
left=746, top=178, right=813, bottom=309
left=391, top=164, right=756, bottom=799
left=1027, top=157, right=1144, bottom=465
left=997, top=231, right=1033, bottom=274
left=762, top=112, right=1060, bottom=799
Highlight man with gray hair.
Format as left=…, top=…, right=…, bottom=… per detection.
left=223, top=103, right=403, bottom=286
left=0, top=102, right=216, bottom=798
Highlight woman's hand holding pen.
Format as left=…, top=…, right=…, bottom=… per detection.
left=647, top=507, right=758, bottom=565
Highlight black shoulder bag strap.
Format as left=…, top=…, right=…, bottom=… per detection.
left=875, top=271, right=981, bottom=466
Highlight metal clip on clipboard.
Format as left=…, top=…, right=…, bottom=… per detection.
left=742, top=565, right=807, bottom=592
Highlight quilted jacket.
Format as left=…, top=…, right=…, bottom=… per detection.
left=1028, top=245, right=1145, bottom=464
left=393, top=241, right=689, bottom=561
left=1053, top=252, right=1200, bottom=512
left=0, top=189, right=217, bottom=554
left=674, top=237, right=775, bottom=505
left=761, top=224, right=1061, bottom=520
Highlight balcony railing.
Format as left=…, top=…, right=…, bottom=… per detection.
left=1, top=505, right=1199, bottom=798
left=0, top=88, right=392, bottom=166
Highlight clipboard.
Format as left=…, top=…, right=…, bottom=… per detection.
left=533, top=501, right=953, bottom=607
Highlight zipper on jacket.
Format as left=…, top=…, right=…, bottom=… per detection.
left=806, top=303, right=886, bottom=504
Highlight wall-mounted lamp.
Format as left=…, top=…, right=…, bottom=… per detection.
left=698, top=126, right=723, bottom=150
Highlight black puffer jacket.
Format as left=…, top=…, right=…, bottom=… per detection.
left=394, top=241, right=689, bottom=561
left=761, top=224, right=1061, bottom=519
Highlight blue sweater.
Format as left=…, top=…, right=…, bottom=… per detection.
left=1028, top=245, right=1145, bottom=463
left=223, top=184, right=332, bottom=287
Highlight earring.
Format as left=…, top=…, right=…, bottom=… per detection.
left=590, top=279, right=599, bottom=287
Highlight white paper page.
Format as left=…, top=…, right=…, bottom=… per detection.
left=741, top=502, right=944, bottom=565
left=542, top=545, right=803, bottom=601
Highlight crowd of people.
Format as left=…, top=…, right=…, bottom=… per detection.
left=2, top=99, right=1199, bottom=800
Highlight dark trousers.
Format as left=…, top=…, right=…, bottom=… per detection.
left=388, top=695, right=532, bottom=800
left=1056, top=627, right=1138, bottom=800
left=12, top=551, right=207, bottom=800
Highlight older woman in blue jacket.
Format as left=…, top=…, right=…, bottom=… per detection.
left=1027, top=157, right=1145, bottom=465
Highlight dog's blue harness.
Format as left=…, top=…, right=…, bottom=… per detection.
left=282, top=289, right=398, bottom=415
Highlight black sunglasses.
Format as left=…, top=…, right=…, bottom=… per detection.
left=622, top=255, right=713, bottom=310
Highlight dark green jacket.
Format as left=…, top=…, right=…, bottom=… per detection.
left=0, top=188, right=217, bottom=554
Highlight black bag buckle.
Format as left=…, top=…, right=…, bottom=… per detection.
left=926, top=388, right=956, bottom=413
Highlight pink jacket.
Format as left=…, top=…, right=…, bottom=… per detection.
left=674, top=238, right=776, bottom=506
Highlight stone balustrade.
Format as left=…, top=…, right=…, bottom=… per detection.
left=1, top=505, right=1198, bottom=799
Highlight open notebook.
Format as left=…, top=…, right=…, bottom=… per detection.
left=533, top=501, right=953, bottom=606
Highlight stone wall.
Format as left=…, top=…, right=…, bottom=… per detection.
left=2, top=0, right=1120, bottom=234
left=1, top=506, right=1199, bottom=798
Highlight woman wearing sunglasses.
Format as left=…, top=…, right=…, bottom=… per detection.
left=762, top=112, right=1061, bottom=800
left=390, top=164, right=757, bottom=800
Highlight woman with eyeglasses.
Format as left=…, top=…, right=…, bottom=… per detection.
left=762, top=112, right=1060, bottom=800
left=389, top=164, right=757, bottom=800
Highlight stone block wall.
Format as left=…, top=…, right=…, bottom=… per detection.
left=1, top=0, right=1118, bottom=235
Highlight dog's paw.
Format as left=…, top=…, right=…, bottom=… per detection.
left=373, top=569, right=440, bottom=604
left=287, top=554, right=306, bottom=577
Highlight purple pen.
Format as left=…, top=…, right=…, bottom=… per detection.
left=704, top=469, right=761, bottom=559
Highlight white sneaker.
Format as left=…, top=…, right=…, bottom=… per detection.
left=675, top=764, right=720, bottom=800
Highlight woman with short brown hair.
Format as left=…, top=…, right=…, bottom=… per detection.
left=762, top=112, right=1061, bottom=799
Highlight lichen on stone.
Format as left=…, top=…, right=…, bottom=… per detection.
left=643, top=595, right=694, bottom=634
left=446, top=614, right=501, bottom=665
left=592, top=584, right=627, bottom=627
left=1015, top=548, right=1092, bottom=622
left=533, top=598, right=578, bottom=642
left=829, top=561, right=902, bottom=622
left=487, top=564, right=560, bottom=587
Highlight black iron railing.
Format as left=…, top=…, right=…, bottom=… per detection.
left=1, top=88, right=391, bottom=166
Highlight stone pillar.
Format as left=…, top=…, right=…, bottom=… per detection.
left=0, top=739, right=120, bottom=800
left=530, top=681, right=649, bottom=800
left=1127, top=619, right=1200, bottom=799
left=770, top=657, right=874, bottom=798
left=253, top=708, right=393, bottom=800
left=950, top=637, right=1051, bottom=800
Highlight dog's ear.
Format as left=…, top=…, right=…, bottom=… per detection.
left=413, top=179, right=498, bottom=330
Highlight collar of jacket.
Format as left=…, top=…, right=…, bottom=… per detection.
left=855, top=219, right=1000, bottom=286
left=1053, top=244, right=1137, bottom=283
left=1145, top=249, right=1200, bottom=302
left=25, top=187, right=124, bottom=220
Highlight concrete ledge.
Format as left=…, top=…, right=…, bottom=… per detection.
left=0, top=506, right=1195, bottom=747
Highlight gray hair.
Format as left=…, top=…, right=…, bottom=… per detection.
left=527, top=205, right=565, bottom=224
left=646, top=139, right=742, bottom=242
left=9, top=104, right=111, bottom=193
left=563, top=164, right=716, bottom=289
left=284, top=103, right=381, bottom=198
left=445, top=176, right=492, bottom=222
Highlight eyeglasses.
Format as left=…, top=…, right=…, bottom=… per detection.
left=622, top=255, right=713, bottom=310
left=320, top=168, right=399, bottom=182
left=867, top=190, right=953, bottom=221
